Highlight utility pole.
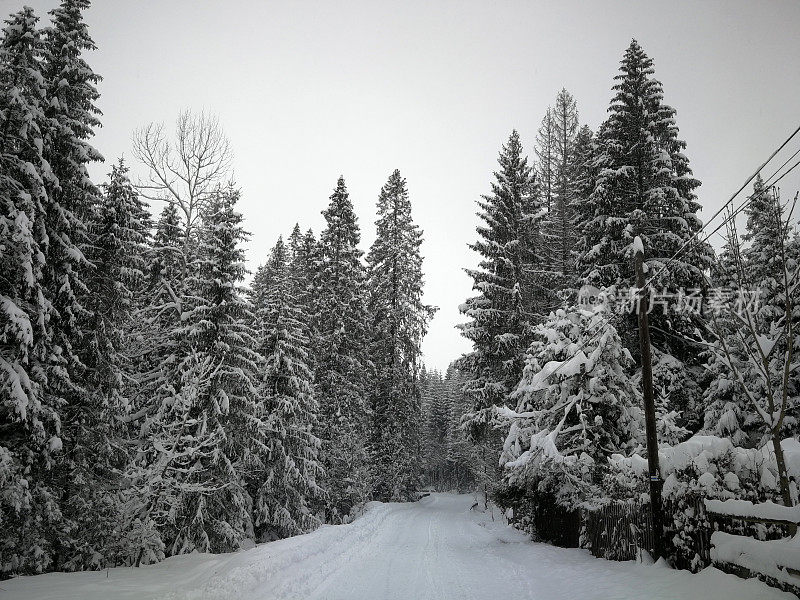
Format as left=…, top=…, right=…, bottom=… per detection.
left=633, top=237, right=664, bottom=561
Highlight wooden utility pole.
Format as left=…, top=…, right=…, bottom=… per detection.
left=634, top=238, right=664, bottom=561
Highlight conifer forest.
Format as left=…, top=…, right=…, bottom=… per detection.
left=1, top=2, right=799, bottom=599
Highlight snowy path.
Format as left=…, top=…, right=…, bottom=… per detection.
left=3, top=493, right=791, bottom=600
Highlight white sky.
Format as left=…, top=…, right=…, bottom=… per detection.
left=13, top=0, right=800, bottom=371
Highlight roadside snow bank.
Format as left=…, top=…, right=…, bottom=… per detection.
left=1, top=501, right=400, bottom=600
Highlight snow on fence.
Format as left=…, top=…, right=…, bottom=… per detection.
left=705, top=498, right=800, bottom=596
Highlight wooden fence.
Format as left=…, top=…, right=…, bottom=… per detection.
left=581, top=497, right=713, bottom=570
left=583, top=501, right=654, bottom=561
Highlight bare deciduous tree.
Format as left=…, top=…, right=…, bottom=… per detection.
left=133, top=109, right=232, bottom=241
left=708, top=189, right=799, bottom=507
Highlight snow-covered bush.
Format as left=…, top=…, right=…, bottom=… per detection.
left=608, top=435, right=797, bottom=571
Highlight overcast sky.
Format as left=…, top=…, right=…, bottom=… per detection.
left=13, top=0, right=800, bottom=371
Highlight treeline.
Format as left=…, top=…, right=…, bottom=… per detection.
left=456, top=39, right=798, bottom=515
left=0, top=2, right=434, bottom=576
left=419, top=366, right=490, bottom=493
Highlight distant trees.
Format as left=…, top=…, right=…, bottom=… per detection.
left=420, top=366, right=479, bottom=491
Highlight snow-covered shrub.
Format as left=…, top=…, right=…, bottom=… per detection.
left=607, top=435, right=796, bottom=571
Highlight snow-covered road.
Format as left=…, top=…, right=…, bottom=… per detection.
left=4, top=493, right=791, bottom=600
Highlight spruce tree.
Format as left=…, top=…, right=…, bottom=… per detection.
left=458, top=130, right=541, bottom=443
left=36, top=0, right=104, bottom=570
left=0, top=6, right=61, bottom=576
left=66, top=159, right=150, bottom=567
left=84, top=160, right=150, bottom=415
left=570, top=124, right=597, bottom=269
left=312, top=177, right=371, bottom=520
left=367, top=170, right=435, bottom=501
left=251, top=238, right=324, bottom=540
left=129, top=186, right=264, bottom=556
left=575, top=40, right=711, bottom=340
left=499, top=307, right=642, bottom=506
left=575, top=40, right=712, bottom=428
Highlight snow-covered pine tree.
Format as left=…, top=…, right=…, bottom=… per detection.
left=84, top=159, right=150, bottom=420
left=65, top=159, right=151, bottom=568
left=576, top=40, right=711, bottom=337
left=570, top=124, right=597, bottom=263
left=575, top=39, right=712, bottom=428
left=700, top=232, right=752, bottom=445
left=288, top=227, right=320, bottom=351
left=251, top=238, right=324, bottom=540
left=0, top=7, right=64, bottom=576
left=499, top=306, right=642, bottom=507
left=458, top=130, right=542, bottom=444
left=288, top=223, right=303, bottom=259
left=312, top=177, right=372, bottom=521
left=129, top=186, right=264, bottom=557
left=367, top=170, right=435, bottom=501
left=31, top=0, right=105, bottom=571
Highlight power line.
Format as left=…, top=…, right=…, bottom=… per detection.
left=645, top=123, right=800, bottom=287
left=692, top=155, right=800, bottom=253
left=531, top=125, right=800, bottom=386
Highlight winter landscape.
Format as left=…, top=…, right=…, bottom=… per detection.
left=2, top=1, right=800, bottom=599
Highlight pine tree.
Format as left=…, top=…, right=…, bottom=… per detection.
left=65, top=159, right=151, bottom=567
left=312, top=177, right=372, bottom=520
left=85, top=159, right=150, bottom=416
left=251, top=238, right=324, bottom=540
left=575, top=40, right=711, bottom=343
left=570, top=124, right=597, bottom=271
left=574, top=40, right=712, bottom=428
left=33, top=0, right=104, bottom=571
left=458, top=130, right=542, bottom=443
left=367, top=170, right=435, bottom=501
left=499, top=306, right=642, bottom=507
left=0, top=6, right=62, bottom=576
left=288, top=227, right=319, bottom=344
left=128, top=186, right=265, bottom=557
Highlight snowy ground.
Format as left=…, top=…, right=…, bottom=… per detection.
left=3, top=493, right=791, bottom=600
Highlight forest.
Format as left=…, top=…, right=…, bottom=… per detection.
left=1, top=0, right=798, bottom=587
